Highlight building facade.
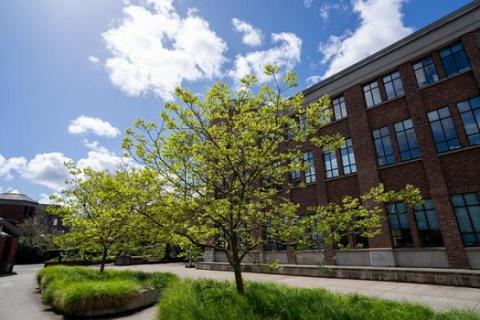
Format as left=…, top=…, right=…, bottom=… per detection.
left=208, top=1, right=480, bottom=270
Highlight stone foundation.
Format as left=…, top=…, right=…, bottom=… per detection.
left=196, top=262, right=480, bottom=288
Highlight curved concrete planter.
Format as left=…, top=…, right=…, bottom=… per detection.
left=60, top=289, right=162, bottom=318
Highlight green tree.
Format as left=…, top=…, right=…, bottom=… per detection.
left=51, top=166, right=144, bottom=272
left=123, top=65, right=341, bottom=294
left=123, top=65, right=421, bottom=294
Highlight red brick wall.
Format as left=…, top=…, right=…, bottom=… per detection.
left=289, top=29, right=480, bottom=268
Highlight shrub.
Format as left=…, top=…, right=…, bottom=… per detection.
left=157, top=279, right=480, bottom=320
left=37, top=266, right=177, bottom=315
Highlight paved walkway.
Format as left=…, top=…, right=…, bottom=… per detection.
left=2, top=263, right=480, bottom=320
left=114, top=263, right=480, bottom=312
left=0, top=264, right=155, bottom=320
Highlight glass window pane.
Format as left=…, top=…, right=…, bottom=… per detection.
left=415, top=213, right=428, bottom=230
left=465, top=193, right=480, bottom=205
left=456, top=207, right=473, bottom=232
left=426, top=211, right=439, bottom=229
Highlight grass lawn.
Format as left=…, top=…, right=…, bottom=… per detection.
left=157, top=279, right=480, bottom=320
left=37, top=265, right=177, bottom=315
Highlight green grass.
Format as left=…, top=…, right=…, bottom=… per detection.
left=157, top=279, right=480, bottom=320
left=37, top=265, right=177, bottom=315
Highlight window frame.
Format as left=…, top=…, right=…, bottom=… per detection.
left=332, top=96, right=347, bottom=121
left=412, top=199, right=444, bottom=247
left=394, top=119, right=421, bottom=161
left=413, top=55, right=439, bottom=88
left=387, top=202, right=414, bottom=248
left=323, top=150, right=339, bottom=179
left=427, top=107, right=461, bottom=153
left=372, top=127, right=395, bottom=166
left=363, top=80, right=382, bottom=108
left=440, top=41, right=470, bottom=77
left=303, top=151, right=317, bottom=184
left=451, top=193, right=480, bottom=247
left=383, top=71, right=405, bottom=100
left=340, top=138, right=357, bottom=174
left=457, top=96, right=480, bottom=146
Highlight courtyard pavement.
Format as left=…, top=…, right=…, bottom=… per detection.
left=2, top=263, right=480, bottom=320
left=115, top=263, right=480, bottom=312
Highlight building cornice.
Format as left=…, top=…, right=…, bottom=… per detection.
left=302, top=0, right=480, bottom=102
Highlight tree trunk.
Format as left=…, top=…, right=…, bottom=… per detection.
left=233, top=262, right=245, bottom=295
left=100, top=247, right=108, bottom=273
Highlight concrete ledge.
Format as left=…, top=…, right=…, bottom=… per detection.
left=196, top=262, right=480, bottom=288
left=60, top=289, right=162, bottom=317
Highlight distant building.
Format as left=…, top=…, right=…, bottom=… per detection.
left=0, top=189, right=64, bottom=272
left=0, top=189, right=63, bottom=229
left=206, top=1, right=480, bottom=270
left=0, top=189, right=38, bottom=225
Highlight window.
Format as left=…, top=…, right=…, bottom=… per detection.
left=299, top=115, right=307, bottom=131
left=332, top=96, right=347, bottom=120
left=323, top=150, right=339, bottom=179
left=340, top=138, right=357, bottom=174
left=427, top=107, right=461, bottom=153
left=413, top=199, right=443, bottom=247
left=457, top=96, right=480, bottom=146
left=383, top=71, right=404, bottom=99
left=452, top=193, right=480, bottom=246
left=373, top=127, right=395, bottom=166
left=290, top=169, right=301, bottom=182
left=303, top=151, right=316, bottom=184
left=363, top=81, right=382, bottom=108
left=394, top=119, right=421, bottom=161
left=387, top=202, right=413, bottom=247
left=440, top=42, right=470, bottom=76
left=414, top=55, right=439, bottom=87
left=52, top=217, right=59, bottom=227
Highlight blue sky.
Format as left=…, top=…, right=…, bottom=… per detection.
left=0, top=0, right=471, bottom=202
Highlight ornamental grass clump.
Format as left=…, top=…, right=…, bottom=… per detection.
left=37, top=265, right=176, bottom=315
left=157, top=279, right=480, bottom=320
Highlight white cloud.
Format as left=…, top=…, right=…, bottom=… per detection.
left=68, top=115, right=120, bottom=138
left=18, top=153, right=72, bottom=191
left=38, top=192, right=62, bottom=205
left=77, top=140, right=138, bottom=173
left=0, top=142, right=138, bottom=191
left=102, top=0, right=227, bottom=100
left=319, top=0, right=413, bottom=78
left=231, top=18, right=263, bottom=47
left=306, top=75, right=323, bottom=87
left=229, top=32, right=302, bottom=83
left=88, top=55, right=100, bottom=64
left=304, top=0, right=313, bottom=8
left=0, top=155, right=27, bottom=180
left=319, top=4, right=341, bottom=21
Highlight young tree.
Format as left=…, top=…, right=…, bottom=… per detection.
left=51, top=166, right=142, bottom=272
left=123, top=66, right=421, bottom=294
left=123, top=65, right=341, bottom=294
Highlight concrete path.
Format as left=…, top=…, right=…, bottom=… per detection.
left=2, top=263, right=480, bottom=320
left=0, top=264, right=156, bottom=320
left=113, top=263, right=480, bottom=312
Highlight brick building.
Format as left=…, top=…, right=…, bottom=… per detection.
left=0, top=190, right=64, bottom=272
left=207, top=1, right=480, bottom=270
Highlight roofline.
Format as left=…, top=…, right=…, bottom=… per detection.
left=302, top=0, right=480, bottom=96
left=0, top=199, right=39, bottom=207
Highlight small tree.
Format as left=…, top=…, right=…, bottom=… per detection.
left=51, top=166, right=141, bottom=272
left=123, top=66, right=341, bottom=294
left=123, top=66, right=421, bottom=294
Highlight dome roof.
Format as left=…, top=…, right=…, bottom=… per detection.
left=0, top=189, right=38, bottom=205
